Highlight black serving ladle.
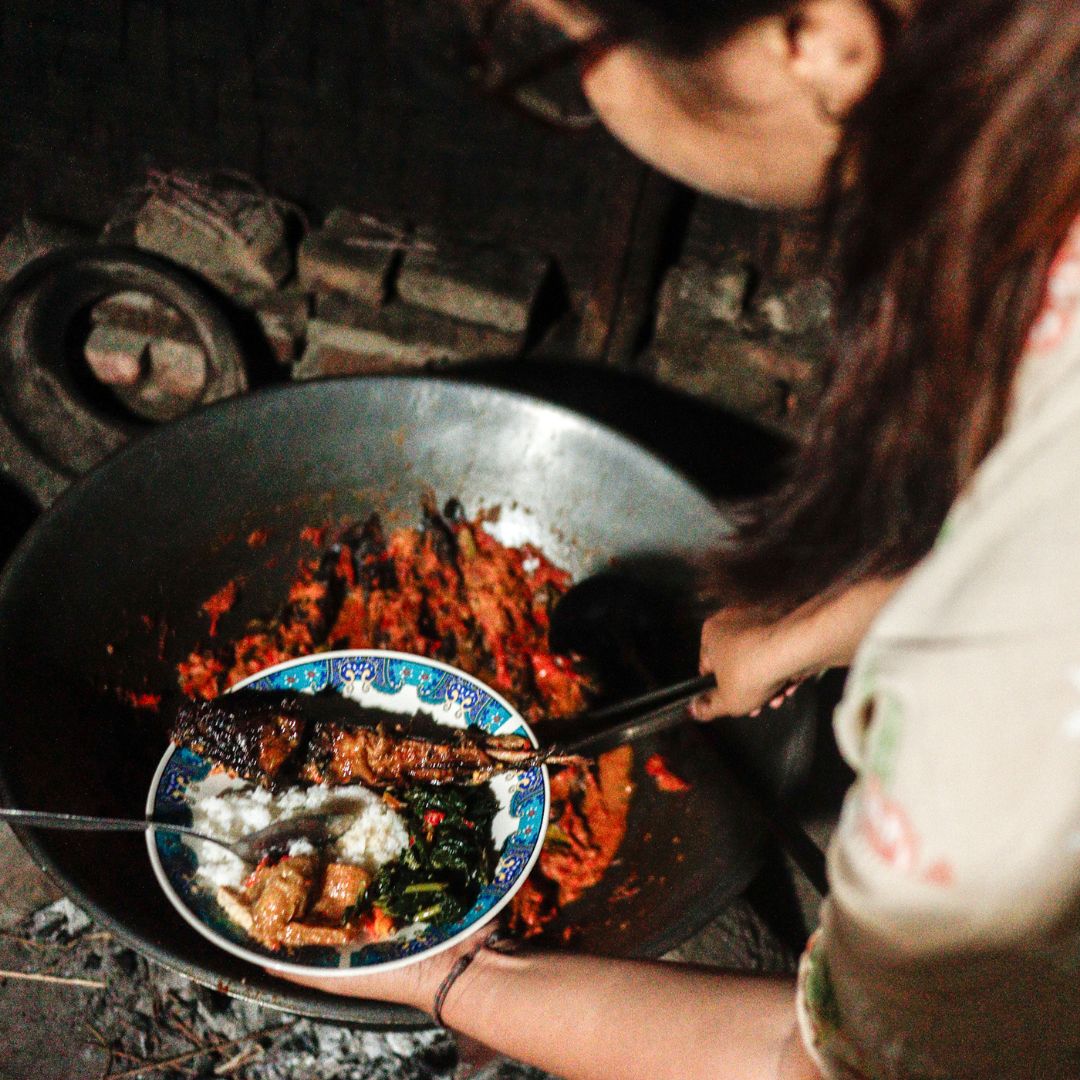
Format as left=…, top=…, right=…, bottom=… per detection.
left=547, top=569, right=715, bottom=754
left=548, top=572, right=829, bottom=896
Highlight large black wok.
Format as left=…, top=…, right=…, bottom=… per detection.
left=0, top=374, right=779, bottom=1028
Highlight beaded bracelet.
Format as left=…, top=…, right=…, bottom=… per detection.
left=432, top=927, right=519, bottom=1028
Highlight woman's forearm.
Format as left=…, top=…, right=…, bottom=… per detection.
left=439, top=950, right=822, bottom=1080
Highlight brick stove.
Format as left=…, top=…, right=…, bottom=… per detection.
left=0, top=3, right=844, bottom=1077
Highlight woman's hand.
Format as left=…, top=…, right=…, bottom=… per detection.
left=692, top=575, right=905, bottom=720
left=692, top=605, right=812, bottom=720
left=266, top=924, right=493, bottom=1016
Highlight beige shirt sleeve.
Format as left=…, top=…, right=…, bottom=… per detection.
left=798, top=226, right=1080, bottom=1080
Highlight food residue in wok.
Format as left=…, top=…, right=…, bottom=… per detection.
left=644, top=753, right=691, bottom=794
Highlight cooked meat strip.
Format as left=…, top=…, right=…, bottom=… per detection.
left=300, top=720, right=580, bottom=789
left=301, top=722, right=497, bottom=787
left=171, top=690, right=581, bottom=790
left=280, top=921, right=365, bottom=947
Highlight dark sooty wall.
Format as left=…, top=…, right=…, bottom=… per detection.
left=0, top=1, right=637, bottom=287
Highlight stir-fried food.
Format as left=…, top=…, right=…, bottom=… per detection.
left=509, top=744, right=635, bottom=938
left=178, top=496, right=592, bottom=725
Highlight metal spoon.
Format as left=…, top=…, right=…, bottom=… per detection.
left=0, top=807, right=343, bottom=865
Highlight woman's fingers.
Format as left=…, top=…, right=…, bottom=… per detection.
left=264, top=923, right=496, bottom=1012
left=689, top=685, right=728, bottom=721
left=266, top=964, right=424, bottom=1006
left=690, top=678, right=800, bottom=721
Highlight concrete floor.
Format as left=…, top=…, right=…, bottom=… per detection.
left=0, top=823, right=62, bottom=930
left=0, top=824, right=114, bottom=1080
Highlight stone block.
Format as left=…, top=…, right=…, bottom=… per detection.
left=649, top=326, right=822, bottom=438
left=83, top=323, right=150, bottom=389
left=82, top=319, right=210, bottom=423
left=753, top=277, right=833, bottom=338
left=397, top=238, right=552, bottom=335
left=84, top=291, right=233, bottom=422
left=90, top=289, right=194, bottom=338
left=653, top=257, right=753, bottom=336
left=654, top=258, right=832, bottom=346
left=111, top=172, right=294, bottom=295
left=293, top=296, right=522, bottom=380
left=243, top=286, right=310, bottom=366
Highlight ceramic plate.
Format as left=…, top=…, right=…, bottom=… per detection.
left=146, top=650, right=550, bottom=976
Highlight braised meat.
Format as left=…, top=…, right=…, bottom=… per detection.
left=248, top=854, right=319, bottom=950
left=307, top=863, right=372, bottom=923
left=218, top=859, right=373, bottom=951
left=170, top=689, right=307, bottom=785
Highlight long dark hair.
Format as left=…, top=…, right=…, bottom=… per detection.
left=717, top=0, right=1080, bottom=612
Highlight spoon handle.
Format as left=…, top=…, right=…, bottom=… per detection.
left=0, top=807, right=215, bottom=845
left=573, top=673, right=717, bottom=726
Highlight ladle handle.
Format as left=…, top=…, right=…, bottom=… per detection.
left=556, top=673, right=717, bottom=756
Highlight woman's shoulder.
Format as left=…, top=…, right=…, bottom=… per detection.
left=1011, top=215, right=1080, bottom=423
left=863, top=262, right=1080, bottom=648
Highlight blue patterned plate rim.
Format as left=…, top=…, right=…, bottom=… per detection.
left=145, top=649, right=550, bottom=977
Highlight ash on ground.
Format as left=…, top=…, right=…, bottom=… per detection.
left=5, top=899, right=551, bottom=1080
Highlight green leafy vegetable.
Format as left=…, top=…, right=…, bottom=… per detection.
left=371, top=782, right=498, bottom=924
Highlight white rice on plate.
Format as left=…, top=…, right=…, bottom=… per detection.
left=190, top=780, right=409, bottom=891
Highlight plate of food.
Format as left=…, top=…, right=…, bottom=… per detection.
left=146, top=650, right=551, bottom=975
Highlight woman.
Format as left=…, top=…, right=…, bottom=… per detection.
left=277, top=1, right=1080, bottom=1076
